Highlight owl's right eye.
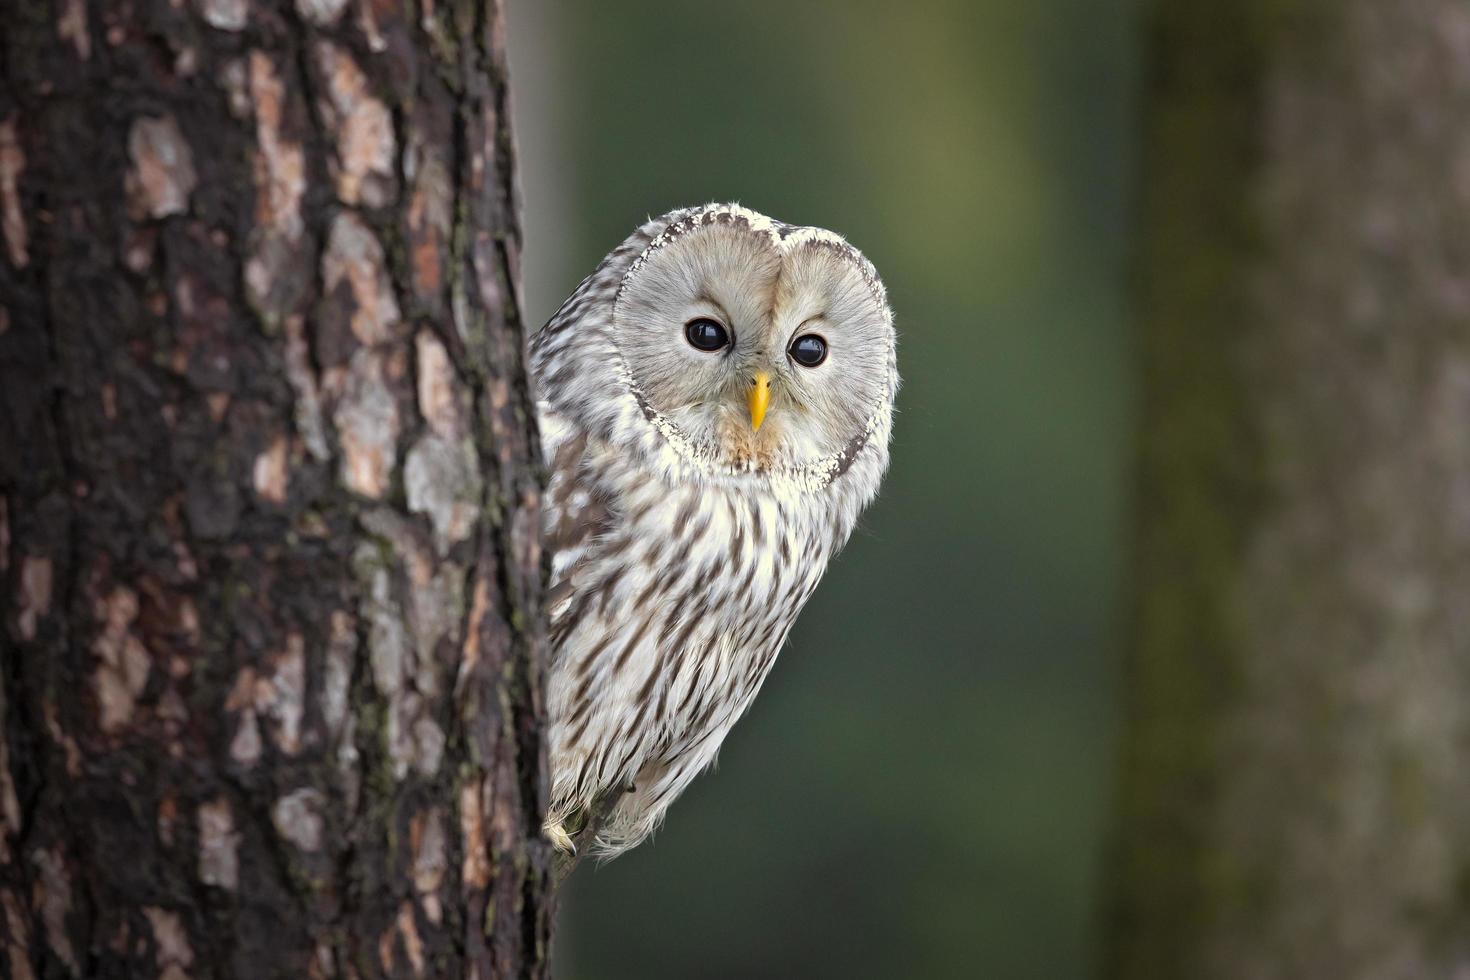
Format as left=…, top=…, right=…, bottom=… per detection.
left=684, top=318, right=730, bottom=352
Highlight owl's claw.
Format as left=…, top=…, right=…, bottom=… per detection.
left=544, top=819, right=577, bottom=855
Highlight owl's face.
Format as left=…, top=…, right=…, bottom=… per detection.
left=612, top=215, right=895, bottom=475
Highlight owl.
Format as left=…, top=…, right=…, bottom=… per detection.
left=532, top=203, right=897, bottom=865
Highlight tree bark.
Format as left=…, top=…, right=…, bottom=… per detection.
left=0, top=0, right=551, bottom=976
left=1108, top=2, right=1470, bottom=978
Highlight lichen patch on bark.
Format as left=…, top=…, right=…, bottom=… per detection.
left=414, top=330, right=465, bottom=439
left=333, top=348, right=401, bottom=499
left=196, top=0, right=248, bottom=32
left=356, top=507, right=460, bottom=775
left=260, top=634, right=306, bottom=754
left=407, top=331, right=481, bottom=551
left=252, top=433, right=289, bottom=503
left=229, top=708, right=262, bottom=767
left=224, top=632, right=307, bottom=764
left=126, top=116, right=197, bottom=221
left=296, top=0, right=350, bottom=25
left=221, top=59, right=251, bottom=119
left=353, top=536, right=418, bottom=778
left=244, top=51, right=308, bottom=325
left=409, top=808, right=446, bottom=924
left=357, top=544, right=407, bottom=700
left=90, top=585, right=152, bottom=733
left=315, top=42, right=396, bottom=208
left=409, top=716, right=444, bottom=777
left=406, top=436, right=481, bottom=555
left=197, top=798, right=239, bottom=891
left=271, top=788, right=326, bottom=852
left=322, top=212, right=401, bottom=347
left=143, top=907, right=194, bottom=979
left=57, top=0, right=91, bottom=60
left=322, top=610, right=356, bottom=735
left=283, top=316, right=330, bottom=460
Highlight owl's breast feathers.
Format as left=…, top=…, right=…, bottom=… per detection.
left=538, top=404, right=853, bottom=856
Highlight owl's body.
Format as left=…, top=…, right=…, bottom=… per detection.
left=532, top=204, right=896, bottom=859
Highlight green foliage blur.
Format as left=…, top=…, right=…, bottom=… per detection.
left=507, top=2, right=1138, bottom=975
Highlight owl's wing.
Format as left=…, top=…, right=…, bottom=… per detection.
left=538, top=403, right=618, bottom=647
left=531, top=207, right=712, bottom=653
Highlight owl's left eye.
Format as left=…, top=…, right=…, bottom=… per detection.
left=788, top=334, right=828, bottom=367
left=684, top=318, right=730, bottom=352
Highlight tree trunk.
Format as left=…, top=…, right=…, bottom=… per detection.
left=0, top=0, right=551, bottom=976
left=1108, top=2, right=1470, bottom=977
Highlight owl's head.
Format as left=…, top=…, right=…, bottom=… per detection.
left=535, top=204, right=897, bottom=496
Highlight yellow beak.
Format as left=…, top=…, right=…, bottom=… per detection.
left=748, top=372, right=771, bottom=432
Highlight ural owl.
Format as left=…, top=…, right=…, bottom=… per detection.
left=533, top=203, right=897, bottom=865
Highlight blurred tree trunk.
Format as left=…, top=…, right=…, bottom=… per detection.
left=0, top=0, right=551, bottom=977
left=1107, top=2, right=1470, bottom=978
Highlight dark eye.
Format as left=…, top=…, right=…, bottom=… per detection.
left=788, top=334, right=828, bottom=367
left=684, top=318, right=730, bottom=352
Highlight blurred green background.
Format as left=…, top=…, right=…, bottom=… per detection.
left=507, top=2, right=1138, bottom=976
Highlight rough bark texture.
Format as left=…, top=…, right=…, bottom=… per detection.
left=1108, top=2, right=1470, bottom=978
left=0, top=0, right=551, bottom=976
